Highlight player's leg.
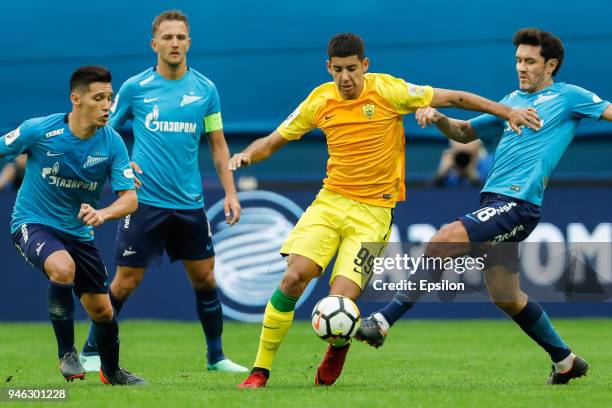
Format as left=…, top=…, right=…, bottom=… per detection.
left=81, top=204, right=168, bottom=369
left=73, top=239, right=146, bottom=386
left=239, top=190, right=341, bottom=389
left=357, top=220, right=471, bottom=347
left=315, top=197, right=392, bottom=386
left=12, top=224, right=84, bottom=381
left=44, top=251, right=85, bottom=381
left=167, top=207, right=246, bottom=372
left=239, top=254, right=322, bottom=389
left=314, top=276, right=361, bottom=386
left=183, top=257, right=247, bottom=372
left=484, top=263, right=587, bottom=384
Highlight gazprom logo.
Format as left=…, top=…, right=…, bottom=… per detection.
left=207, top=190, right=316, bottom=322
left=144, top=105, right=197, bottom=133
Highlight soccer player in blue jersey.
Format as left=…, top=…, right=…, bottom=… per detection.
left=79, top=10, right=247, bottom=373
left=0, top=66, right=145, bottom=385
left=356, top=28, right=612, bottom=384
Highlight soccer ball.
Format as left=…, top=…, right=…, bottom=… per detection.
left=311, top=295, right=361, bottom=346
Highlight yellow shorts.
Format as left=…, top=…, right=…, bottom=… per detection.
left=280, top=189, right=393, bottom=289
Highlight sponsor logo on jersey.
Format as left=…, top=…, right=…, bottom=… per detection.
left=82, top=155, right=108, bottom=169
left=4, top=128, right=20, bottom=146
left=41, top=162, right=98, bottom=191
left=593, top=94, right=603, bottom=103
left=144, top=105, right=197, bottom=133
left=46, top=151, right=64, bottom=157
left=45, top=128, right=64, bottom=138
left=180, top=94, right=203, bottom=107
left=533, top=93, right=559, bottom=105
left=144, top=97, right=160, bottom=103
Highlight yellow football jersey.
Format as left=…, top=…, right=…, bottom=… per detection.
left=277, top=73, right=434, bottom=208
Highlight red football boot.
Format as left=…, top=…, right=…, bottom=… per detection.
left=237, top=370, right=269, bottom=389
left=314, top=343, right=350, bottom=386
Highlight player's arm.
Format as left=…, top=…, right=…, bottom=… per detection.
left=78, top=190, right=138, bottom=227
left=207, top=129, right=241, bottom=225
left=430, top=88, right=540, bottom=135
left=415, top=107, right=478, bottom=144
left=228, top=130, right=290, bottom=170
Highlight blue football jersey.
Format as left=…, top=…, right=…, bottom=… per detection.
left=0, top=113, right=135, bottom=240
left=470, top=82, right=610, bottom=206
left=109, top=68, right=223, bottom=209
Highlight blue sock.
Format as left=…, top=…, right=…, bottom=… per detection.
left=195, top=287, right=225, bottom=364
left=379, top=255, right=444, bottom=326
left=91, top=315, right=120, bottom=376
left=512, top=300, right=571, bottom=362
left=83, top=290, right=124, bottom=355
left=47, top=281, right=75, bottom=358
left=379, top=292, right=415, bottom=326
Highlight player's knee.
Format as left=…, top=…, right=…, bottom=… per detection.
left=46, top=259, right=76, bottom=284
left=191, top=267, right=216, bottom=290
left=87, top=303, right=114, bottom=322
left=425, top=224, right=468, bottom=258
left=280, top=268, right=309, bottom=297
left=113, top=270, right=143, bottom=296
left=425, top=230, right=452, bottom=258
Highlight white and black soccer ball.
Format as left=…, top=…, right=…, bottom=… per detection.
left=311, top=295, right=361, bottom=346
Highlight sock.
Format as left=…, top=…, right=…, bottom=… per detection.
left=195, top=287, right=225, bottom=364
left=83, top=290, right=124, bottom=355
left=511, top=300, right=571, bottom=363
left=47, top=281, right=75, bottom=358
left=252, top=287, right=298, bottom=372
left=379, top=292, right=414, bottom=326
left=91, top=314, right=120, bottom=376
left=379, top=255, right=445, bottom=325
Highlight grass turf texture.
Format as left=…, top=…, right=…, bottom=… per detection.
left=1, top=319, right=611, bottom=407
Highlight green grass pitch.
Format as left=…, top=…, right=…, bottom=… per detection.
left=1, top=319, right=611, bottom=407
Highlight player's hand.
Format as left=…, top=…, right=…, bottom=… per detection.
left=228, top=153, right=251, bottom=171
left=78, top=204, right=106, bottom=227
left=415, top=107, right=445, bottom=128
left=224, top=194, right=241, bottom=225
left=508, top=107, right=541, bottom=135
left=131, top=161, right=143, bottom=189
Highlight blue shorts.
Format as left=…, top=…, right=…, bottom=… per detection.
left=114, top=202, right=215, bottom=267
left=459, top=193, right=541, bottom=269
left=12, top=223, right=109, bottom=296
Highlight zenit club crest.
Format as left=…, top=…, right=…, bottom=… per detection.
left=362, top=103, right=376, bottom=119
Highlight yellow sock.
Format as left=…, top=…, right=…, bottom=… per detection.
left=253, top=288, right=298, bottom=371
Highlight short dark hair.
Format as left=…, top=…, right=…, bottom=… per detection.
left=513, top=28, right=564, bottom=76
left=152, top=9, right=190, bottom=36
left=69, top=65, right=111, bottom=93
left=328, top=33, right=365, bottom=60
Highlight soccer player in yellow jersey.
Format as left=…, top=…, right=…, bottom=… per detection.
left=230, top=33, right=541, bottom=389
